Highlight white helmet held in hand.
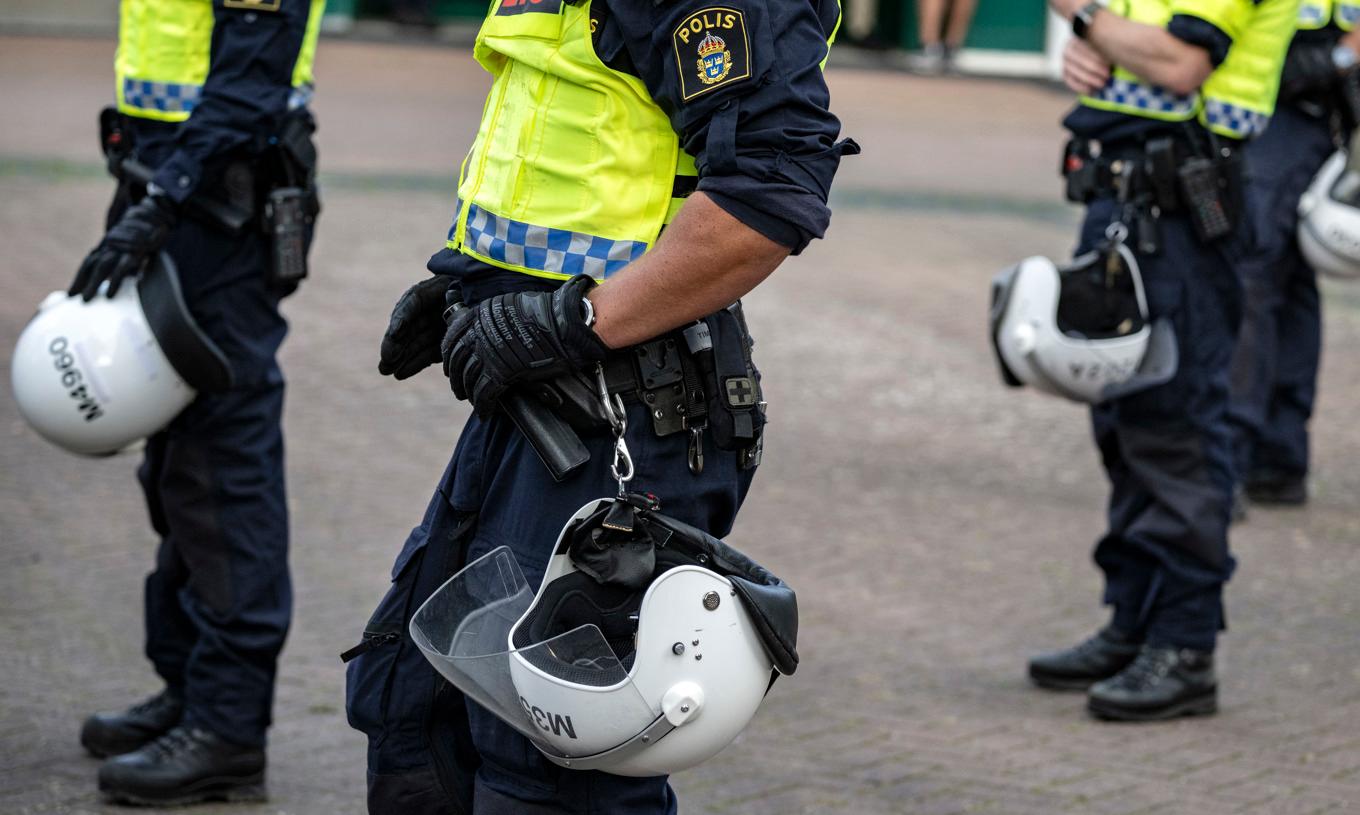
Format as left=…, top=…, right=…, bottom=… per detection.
left=1298, top=149, right=1360, bottom=280
left=989, top=242, right=1178, bottom=404
left=10, top=253, right=232, bottom=456
left=410, top=496, right=799, bottom=777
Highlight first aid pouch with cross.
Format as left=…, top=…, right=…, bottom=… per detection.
left=699, top=304, right=765, bottom=459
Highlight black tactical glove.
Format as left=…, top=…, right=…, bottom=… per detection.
left=378, top=275, right=453, bottom=380
left=70, top=193, right=177, bottom=302
left=1279, top=43, right=1338, bottom=104
left=441, top=274, right=609, bottom=416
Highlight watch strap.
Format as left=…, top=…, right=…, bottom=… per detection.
left=1073, top=1, right=1104, bottom=40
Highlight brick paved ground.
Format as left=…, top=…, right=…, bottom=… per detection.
left=2, top=36, right=1358, bottom=815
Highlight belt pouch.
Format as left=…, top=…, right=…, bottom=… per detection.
left=701, top=307, right=764, bottom=453
left=265, top=186, right=310, bottom=290
left=1063, top=139, right=1099, bottom=204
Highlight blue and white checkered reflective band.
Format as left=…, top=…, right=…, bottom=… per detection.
left=1299, top=3, right=1327, bottom=24
left=1092, top=77, right=1197, bottom=116
left=1203, top=99, right=1269, bottom=138
left=288, top=84, right=315, bottom=111
left=122, top=78, right=202, bottom=114
left=459, top=203, right=649, bottom=280
left=1338, top=3, right=1360, bottom=25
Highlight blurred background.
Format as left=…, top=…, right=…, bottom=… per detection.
left=1, top=0, right=1068, bottom=76
left=2, top=3, right=1359, bottom=814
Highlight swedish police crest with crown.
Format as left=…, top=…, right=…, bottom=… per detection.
left=697, top=31, right=732, bottom=84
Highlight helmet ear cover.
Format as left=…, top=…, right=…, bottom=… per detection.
left=541, top=497, right=801, bottom=678
left=138, top=253, right=234, bottom=392
left=513, top=570, right=646, bottom=673
left=1055, top=249, right=1146, bottom=340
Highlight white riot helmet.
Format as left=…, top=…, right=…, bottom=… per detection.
left=1298, top=149, right=1360, bottom=280
left=410, top=496, right=799, bottom=778
left=10, top=253, right=232, bottom=456
left=989, top=240, right=1178, bottom=404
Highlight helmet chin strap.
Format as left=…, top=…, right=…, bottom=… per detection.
left=541, top=709, right=677, bottom=771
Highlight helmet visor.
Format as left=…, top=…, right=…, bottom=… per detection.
left=410, top=546, right=661, bottom=765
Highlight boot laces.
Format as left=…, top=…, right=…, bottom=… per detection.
left=1118, top=648, right=1176, bottom=689
left=129, top=691, right=171, bottom=716
left=145, top=726, right=202, bottom=761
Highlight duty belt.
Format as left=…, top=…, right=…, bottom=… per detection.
left=1062, top=133, right=1244, bottom=247
left=514, top=303, right=764, bottom=481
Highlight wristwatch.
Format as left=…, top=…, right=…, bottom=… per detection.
left=1072, top=1, right=1104, bottom=40
left=1333, top=44, right=1359, bottom=72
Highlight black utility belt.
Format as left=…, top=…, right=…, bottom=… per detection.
left=602, top=302, right=766, bottom=472
left=98, top=106, right=320, bottom=292
left=1062, top=135, right=1244, bottom=245
left=513, top=303, right=766, bottom=481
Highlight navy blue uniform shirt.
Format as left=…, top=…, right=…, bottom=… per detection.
left=129, top=0, right=316, bottom=204
left=592, top=0, right=852, bottom=252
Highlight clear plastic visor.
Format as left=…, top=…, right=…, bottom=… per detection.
left=410, top=546, right=661, bottom=763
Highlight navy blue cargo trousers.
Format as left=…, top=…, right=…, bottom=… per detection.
left=118, top=180, right=294, bottom=748
left=1228, top=103, right=1333, bottom=486
left=1076, top=197, right=1241, bottom=652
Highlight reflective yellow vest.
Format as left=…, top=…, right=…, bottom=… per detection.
left=447, top=0, right=836, bottom=282
left=1298, top=0, right=1360, bottom=30
left=116, top=0, right=325, bottom=123
left=1079, top=0, right=1299, bottom=140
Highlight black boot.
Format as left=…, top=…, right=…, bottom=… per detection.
left=1028, top=626, right=1142, bottom=690
left=1087, top=645, right=1217, bottom=721
left=80, top=689, right=183, bottom=758
left=98, top=725, right=266, bottom=806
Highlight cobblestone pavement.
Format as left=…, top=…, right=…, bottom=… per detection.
left=2, top=36, right=1359, bottom=815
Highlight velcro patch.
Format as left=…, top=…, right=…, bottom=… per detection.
left=672, top=7, right=751, bottom=102
left=496, top=0, right=564, bottom=16
left=725, top=376, right=756, bottom=407
left=223, top=0, right=280, bottom=10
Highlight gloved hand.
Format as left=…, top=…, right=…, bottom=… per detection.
left=441, top=274, right=609, bottom=415
left=1279, top=43, right=1338, bottom=103
left=69, top=193, right=177, bottom=302
left=378, top=275, right=453, bottom=380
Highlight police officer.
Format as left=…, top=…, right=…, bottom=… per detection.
left=1026, top=0, right=1295, bottom=720
left=344, top=0, right=854, bottom=812
left=1228, top=1, right=1360, bottom=508
left=72, top=0, right=324, bottom=804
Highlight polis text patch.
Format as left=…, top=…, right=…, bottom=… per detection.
left=673, top=7, right=751, bottom=101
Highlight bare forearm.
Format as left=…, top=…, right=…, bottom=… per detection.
left=587, top=192, right=790, bottom=349
left=1050, top=0, right=1213, bottom=95
left=1343, top=27, right=1360, bottom=56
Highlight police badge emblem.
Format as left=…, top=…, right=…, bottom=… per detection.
left=672, top=7, right=751, bottom=101
left=697, top=32, right=732, bottom=85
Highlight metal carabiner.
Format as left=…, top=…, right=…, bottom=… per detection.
left=595, top=364, right=634, bottom=495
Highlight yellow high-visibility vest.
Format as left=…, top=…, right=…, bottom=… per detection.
left=1079, top=0, right=1299, bottom=140
left=447, top=0, right=838, bottom=281
left=116, top=0, right=325, bottom=123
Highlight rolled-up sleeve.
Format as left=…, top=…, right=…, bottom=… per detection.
left=1167, top=14, right=1235, bottom=66
left=151, top=0, right=315, bottom=203
left=618, top=0, right=856, bottom=253
left=1169, top=0, right=1254, bottom=40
